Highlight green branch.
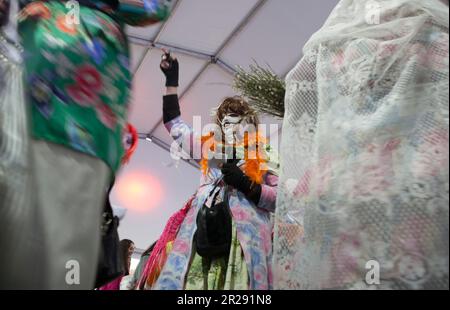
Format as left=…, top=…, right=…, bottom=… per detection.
left=232, top=62, right=286, bottom=118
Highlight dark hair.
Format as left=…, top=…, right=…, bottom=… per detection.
left=120, top=239, right=135, bottom=276
left=215, top=96, right=259, bottom=128
left=142, top=241, right=157, bottom=257
left=0, top=0, right=10, bottom=27
left=102, top=0, right=119, bottom=10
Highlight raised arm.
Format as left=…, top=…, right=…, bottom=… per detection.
left=159, top=49, right=202, bottom=162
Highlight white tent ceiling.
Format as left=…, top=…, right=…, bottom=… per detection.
left=112, top=0, right=338, bottom=251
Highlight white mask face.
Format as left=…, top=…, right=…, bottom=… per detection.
left=221, top=114, right=242, bottom=145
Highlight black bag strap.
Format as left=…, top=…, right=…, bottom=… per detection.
left=222, top=185, right=232, bottom=219
left=204, top=158, right=244, bottom=213
left=205, top=181, right=230, bottom=210
left=101, top=183, right=116, bottom=235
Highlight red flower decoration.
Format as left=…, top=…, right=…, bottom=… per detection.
left=96, top=103, right=117, bottom=130
left=56, top=15, right=77, bottom=35
left=21, top=2, right=51, bottom=20
left=67, top=65, right=102, bottom=107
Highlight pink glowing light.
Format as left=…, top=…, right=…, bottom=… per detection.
left=114, top=172, right=163, bottom=212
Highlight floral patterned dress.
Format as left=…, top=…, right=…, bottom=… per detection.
left=18, top=0, right=171, bottom=172
left=152, top=116, right=279, bottom=290
left=185, top=222, right=249, bottom=290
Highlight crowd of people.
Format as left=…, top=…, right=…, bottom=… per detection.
left=0, top=0, right=449, bottom=290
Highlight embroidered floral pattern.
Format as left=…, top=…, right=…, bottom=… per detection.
left=274, top=0, right=449, bottom=290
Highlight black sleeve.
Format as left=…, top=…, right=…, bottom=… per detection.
left=163, top=94, right=181, bottom=124
left=246, top=184, right=262, bottom=206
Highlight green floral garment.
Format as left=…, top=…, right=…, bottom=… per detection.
left=19, top=1, right=170, bottom=172
left=185, top=223, right=249, bottom=290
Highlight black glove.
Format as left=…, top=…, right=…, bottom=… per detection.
left=160, top=52, right=179, bottom=87
left=221, top=161, right=262, bottom=205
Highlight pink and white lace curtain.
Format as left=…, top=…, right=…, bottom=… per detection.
left=273, top=0, right=449, bottom=290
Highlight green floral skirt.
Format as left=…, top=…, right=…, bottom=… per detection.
left=185, top=223, right=249, bottom=290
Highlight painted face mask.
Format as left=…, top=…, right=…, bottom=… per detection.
left=220, top=114, right=243, bottom=145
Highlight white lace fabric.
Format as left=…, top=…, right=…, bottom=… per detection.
left=274, top=0, right=449, bottom=290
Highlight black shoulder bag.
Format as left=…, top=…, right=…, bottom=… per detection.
left=94, top=194, right=124, bottom=288
left=195, top=184, right=232, bottom=259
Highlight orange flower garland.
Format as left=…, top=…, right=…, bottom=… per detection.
left=200, top=132, right=268, bottom=184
